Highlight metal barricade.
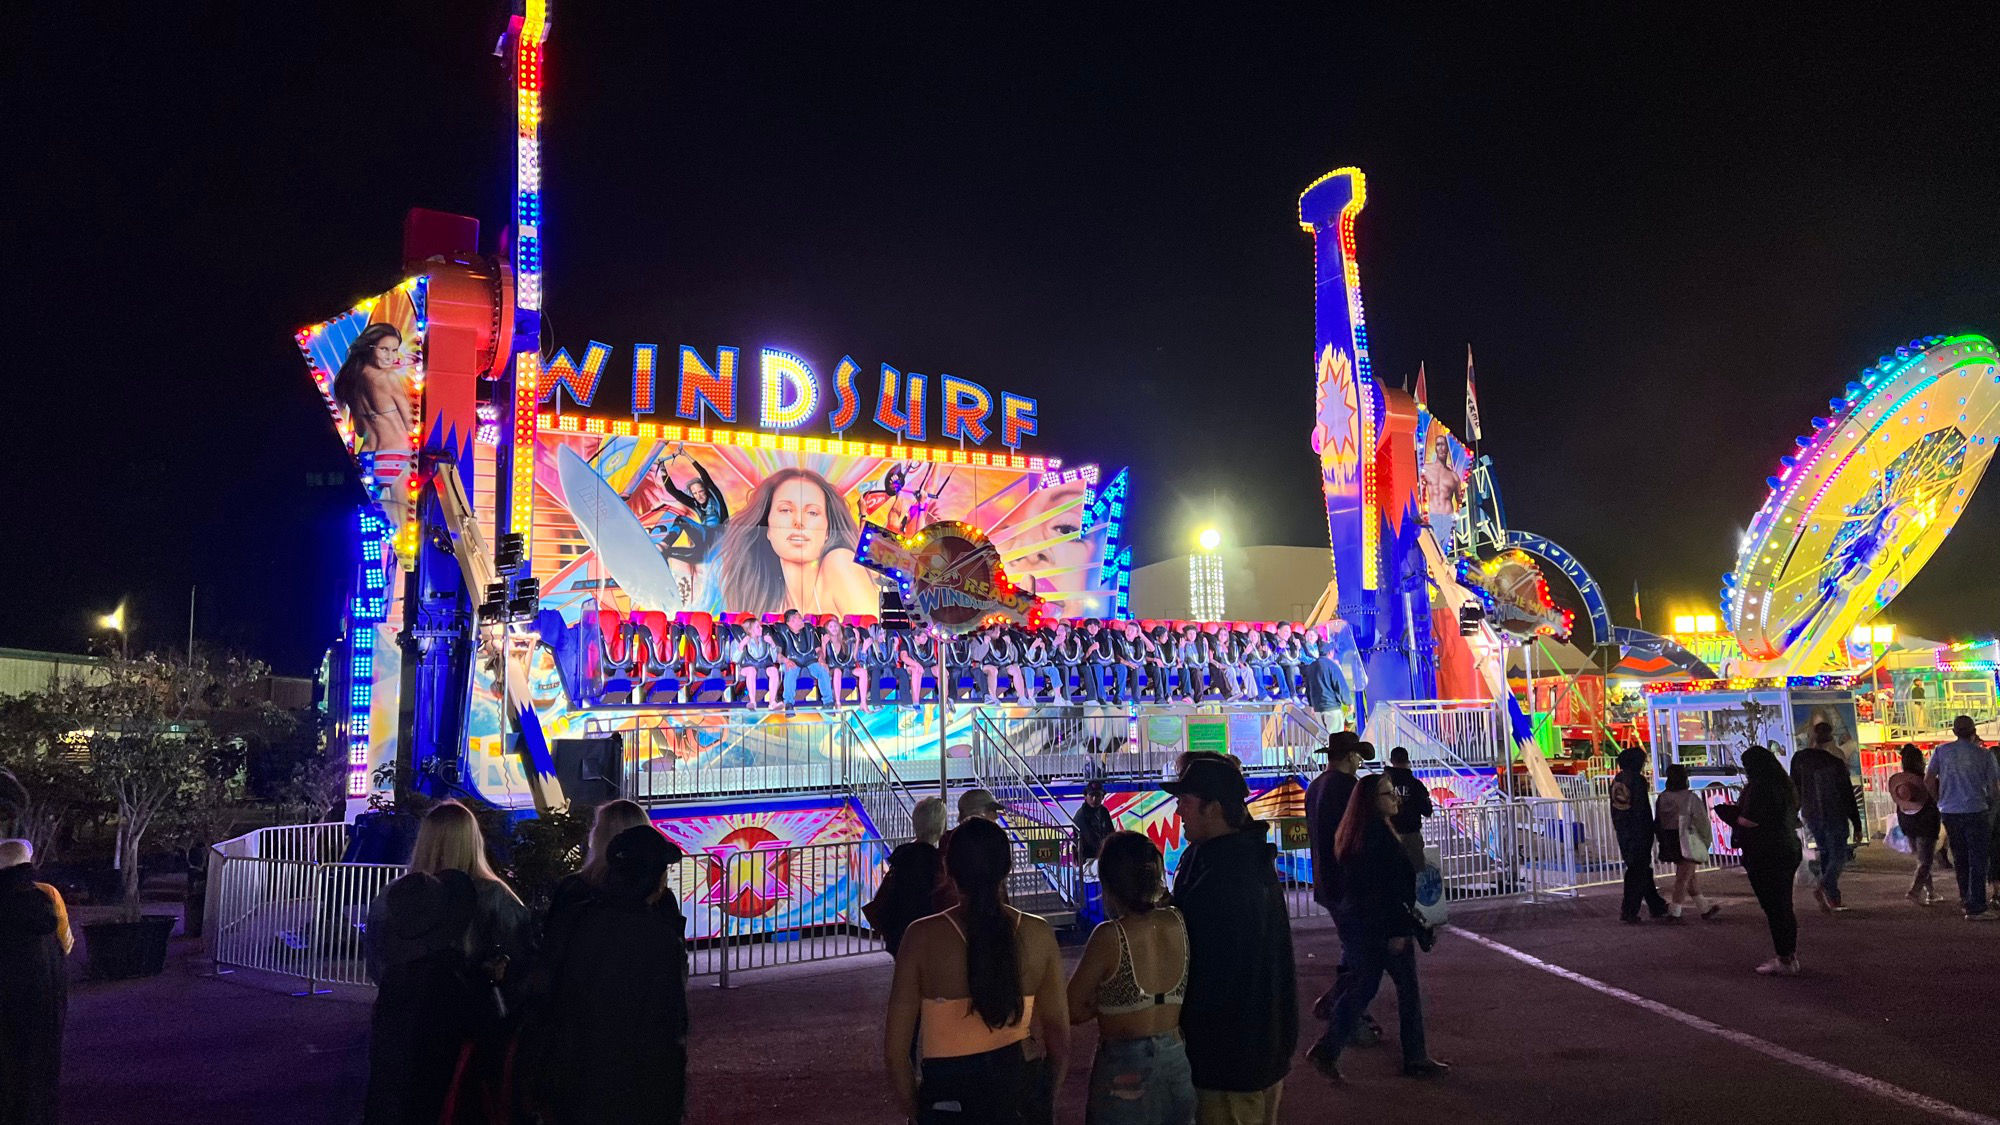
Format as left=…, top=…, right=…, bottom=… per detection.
left=208, top=821, right=405, bottom=995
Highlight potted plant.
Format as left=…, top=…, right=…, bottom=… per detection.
left=53, top=652, right=262, bottom=978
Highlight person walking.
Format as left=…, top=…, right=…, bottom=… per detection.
left=1381, top=747, right=1435, bottom=873
left=1926, top=715, right=2000, bottom=919
left=1304, top=732, right=1379, bottom=1044
left=1790, top=722, right=1862, bottom=913
left=1653, top=766, right=1719, bottom=921
left=864, top=796, right=948, bottom=956
left=1724, top=746, right=1804, bottom=975
left=0, top=840, right=66, bottom=1125
left=527, top=824, right=689, bottom=1124
left=1608, top=748, right=1669, bottom=923
left=1164, top=757, right=1297, bottom=1124
left=1066, top=831, right=1195, bottom=1124
left=1307, top=774, right=1449, bottom=1083
left=1888, top=744, right=1941, bottom=905
left=884, top=817, right=1070, bottom=1124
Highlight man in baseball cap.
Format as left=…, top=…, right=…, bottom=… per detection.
left=1163, top=755, right=1297, bottom=1119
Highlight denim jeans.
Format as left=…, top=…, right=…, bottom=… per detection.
left=1318, top=931, right=1426, bottom=1065
left=1942, top=811, right=1993, bottom=915
left=1805, top=818, right=1848, bottom=904
left=1086, top=1033, right=1195, bottom=1125
left=782, top=662, right=834, bottom=705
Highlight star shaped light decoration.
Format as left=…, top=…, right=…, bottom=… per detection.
left=1313, top=345, right=1361, bottom=489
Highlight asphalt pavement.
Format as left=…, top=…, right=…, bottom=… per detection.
left=58, top=847, right=2000, bottom=1124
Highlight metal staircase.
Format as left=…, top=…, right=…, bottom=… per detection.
left=838, top=711, right=919, bottom=840
left=968, top=711, right=1080, bottom=927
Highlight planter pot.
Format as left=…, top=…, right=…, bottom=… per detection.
left=82, top=915, right=177, bottom=980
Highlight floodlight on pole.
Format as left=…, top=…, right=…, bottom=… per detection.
left=1189, top=528, right=1224, bottom=621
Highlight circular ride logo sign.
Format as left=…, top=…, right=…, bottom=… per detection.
left=856, top=520, right=1044, bottom=635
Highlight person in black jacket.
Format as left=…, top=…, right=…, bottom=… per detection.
left=527, top=825, right=690, bottom=1124
left=1307, top=774, right=1448, bottom=1083
left=1382, top=747, right=1436, bottom=872
left=362, top=868, right=479, bottom=1125
left=1165, top=757, right=1298, bottom=1120
left=1073, top=779, right=1116, bottom=862
left=1790, top=722, right=1862, bottom=912
left=1609, top=747, right=1669, bottom=923
left=776, top=609, right=835, bottom=708
left=0, top=845, right=65, bottom=1125
left=1727, top=745, right=1804, bottom=975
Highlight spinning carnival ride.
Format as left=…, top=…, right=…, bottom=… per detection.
left=1726, top=335, right=2000, bottom=677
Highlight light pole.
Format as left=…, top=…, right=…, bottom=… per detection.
left=97, top=603, right=129, bottom=660
left=1190, top=528, right=1224, bottom=622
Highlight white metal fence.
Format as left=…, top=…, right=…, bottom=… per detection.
left=207, top=823, right=918, bottom=993
left=208, top=823, right=402, bottom=994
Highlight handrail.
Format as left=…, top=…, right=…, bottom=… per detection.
left=1364, top=700, right=1507, bottom=802
left=838, top=709, right=918, bottom=839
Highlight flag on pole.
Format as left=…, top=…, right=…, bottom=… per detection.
left=1413, top=362, right=1428, bottom=407
left=1632, top=579, right=1643, bottom=626
left=1464, top=345, right=1482, bottom=441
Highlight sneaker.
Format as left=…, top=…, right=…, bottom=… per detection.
left=1968, top=911, right=1998, bottom=922
left=1754, top=957, right=1801, bottom=976
left=1348, top=1024, right=1383, bottom=1048
left=1402, top=1058, right=1452, bottom=1079
left=1701, top=902, right=1723, bottom=919
left=1304, top=1043, right=1346, bottom=1085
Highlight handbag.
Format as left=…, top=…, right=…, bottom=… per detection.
left=1681, top=822, right=1711, bottom=864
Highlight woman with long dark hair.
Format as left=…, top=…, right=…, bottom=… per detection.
left=1889, top=743, right=1941, bottom=905
left=1726, top=745, right=1804, bottom=975
left=714, top=467, right=879, bottom=617
left=333, top=323, right=415, bottom=528
left=884, top=817, right=1069, bottom=1123
left=1306, top=773, right=1447, bottom=1084
left=1066, top=830, right=1194, bottom=1123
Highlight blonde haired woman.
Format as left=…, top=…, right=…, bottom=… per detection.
left=364, top=801, right=532, bottom=1124
left=408, top=801, right=533, bottom=965
left=547, top=800, right=657, bottom=918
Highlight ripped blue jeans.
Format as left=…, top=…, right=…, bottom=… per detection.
left=1086, top=1032, right=1195, bottom=1125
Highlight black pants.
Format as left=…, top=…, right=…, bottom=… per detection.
left=1620, top=840, right=1667, bottom=919
left=917, top=1042, right=1030, bottom=1124
left=1743, top=851, right=1800, bottom=958
left=863, top=666, right=905, bottom=705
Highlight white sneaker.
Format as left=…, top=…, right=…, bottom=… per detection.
left=1754, top=957, right=1801, bottom=976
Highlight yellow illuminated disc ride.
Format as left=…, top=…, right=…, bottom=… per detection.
left=1725, top=334, right=2000, bottom=675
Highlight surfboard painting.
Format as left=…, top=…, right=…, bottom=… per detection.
left=555, top=444, right=687, bottom=614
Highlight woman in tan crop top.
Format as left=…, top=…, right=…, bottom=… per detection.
left=1066, top=830, right=1195, bottom=1124
left=884, top=817, right=1070, bottom=1122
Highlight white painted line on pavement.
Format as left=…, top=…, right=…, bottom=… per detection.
left=1444, top=925, right=2000, bottom=1125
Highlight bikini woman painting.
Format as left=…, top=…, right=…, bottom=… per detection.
left=333, top=323, right=416, bottom=528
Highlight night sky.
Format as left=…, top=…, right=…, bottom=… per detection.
left=10, top=3, right=2000, bottom=674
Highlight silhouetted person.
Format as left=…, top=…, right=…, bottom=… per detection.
left=0, top=839, right=65, bottom=1125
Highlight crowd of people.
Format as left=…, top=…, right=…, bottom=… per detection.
left=1607, top=716, right=2000, bottom=978
left=6, top=713, right=1994, bottom=1125
left=719, top=615, right=1356, bottom=716
left=361, top=799, right=691, bottom=1124
left=862, top=737, right=1443, bottom=1124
